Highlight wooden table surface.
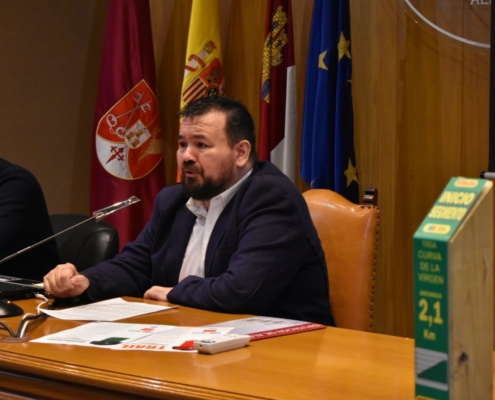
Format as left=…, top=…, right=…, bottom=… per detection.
left=0, top=297, right=416, bottom=399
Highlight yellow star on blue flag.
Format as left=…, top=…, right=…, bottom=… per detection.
left=318, top=50, right=328, bottom=70
left=344, top=158, right=358, bottom=187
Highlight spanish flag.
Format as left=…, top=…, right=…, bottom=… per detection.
left=181, top=0, right=225, bottom=109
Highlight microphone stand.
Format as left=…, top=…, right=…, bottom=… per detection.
left=0, top=196, right=141, bottom=265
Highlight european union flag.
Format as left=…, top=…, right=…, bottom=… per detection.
left=301, top=0, right=359, bottom=203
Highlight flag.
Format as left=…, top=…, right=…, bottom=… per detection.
left=177, top=0, right=224, bottom=182
left=259, top=0, right=297, bottom=183
left=181, top=0, right=224, bottom=109
left=301, top=0, right=359, bottom=203
left=91, top=0, right=165, bottom=251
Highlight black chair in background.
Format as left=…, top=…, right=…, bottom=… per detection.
left=49, top=214, right=119, bottom=271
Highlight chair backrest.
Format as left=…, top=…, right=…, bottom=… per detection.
left=302, top=188, right=380, bottom=331
left=49, top=214, right=119, bottom=271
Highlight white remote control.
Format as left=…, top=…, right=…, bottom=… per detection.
left=194, top=334, right=251, bottom=354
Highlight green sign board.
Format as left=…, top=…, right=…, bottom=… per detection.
left=413, top=177, right=486, bottom=400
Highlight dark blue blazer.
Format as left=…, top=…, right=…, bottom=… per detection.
left=82, top=162, right=334, bottom=326
left=0, top=158, right=59, bottom=280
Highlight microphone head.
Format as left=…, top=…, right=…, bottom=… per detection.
left=93, top=196, right=141, bottom=221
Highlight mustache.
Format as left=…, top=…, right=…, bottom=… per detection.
left=181, top=161, right=201, bottom=174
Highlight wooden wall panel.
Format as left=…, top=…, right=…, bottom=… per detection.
left=350, top=0, right=490, bottom=337
left=394, top=9, right=454, bottom=338
left=0, top=0, right=107, bottom=215
left=153, top=0, right=191, bottom=185
left=349, top=0, right=401, bottom=336
left=223, top=0, right=267, bottom=142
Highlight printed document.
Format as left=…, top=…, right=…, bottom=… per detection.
left=41, top=298, right=173, bottom=321
left=31, top=322, right=234, bottom=352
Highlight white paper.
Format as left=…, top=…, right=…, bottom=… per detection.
left=31, top=321, right=233, bottom=352
left=115, top=326, right=233, bottom=351
left=41, top=298, right=173, bottom=321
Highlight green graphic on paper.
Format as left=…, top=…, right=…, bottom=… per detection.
left=413, top=177, right=486, bottom=400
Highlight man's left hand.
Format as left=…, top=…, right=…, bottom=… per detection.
left=144, top=286, right=173, bottom=302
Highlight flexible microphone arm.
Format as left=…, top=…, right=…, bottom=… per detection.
left=0, top=196, right=141, bottom=265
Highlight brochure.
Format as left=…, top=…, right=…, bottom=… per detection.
left=31, top=321, right=233, bottom=352
left=204, top=316, right=326, bottom=340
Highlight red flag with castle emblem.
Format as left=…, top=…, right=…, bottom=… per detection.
left=259, top=0, right=297, bottom=183
left=91, top=0, right=165, bottom=251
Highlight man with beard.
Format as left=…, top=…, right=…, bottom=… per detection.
left=44, top=96, right=334, bottom=326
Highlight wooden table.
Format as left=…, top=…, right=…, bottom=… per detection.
left=0, top=297, right=415, bottom=399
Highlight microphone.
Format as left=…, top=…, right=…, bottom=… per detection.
left=0, top=196, right=141, bottom=265
left=480, top=171, right=495, bottom=179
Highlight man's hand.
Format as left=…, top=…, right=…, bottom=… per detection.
left=144, top=286, right=173, bottom=302
left=43, top=263, right=89, bottom=298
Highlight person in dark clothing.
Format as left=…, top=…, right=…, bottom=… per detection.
left=44, top=97, right=334, bottom=326
left=0, top=158, right=60, bottom=280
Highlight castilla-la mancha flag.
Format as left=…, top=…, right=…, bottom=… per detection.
left=259, top=0, right=297, bottom=183
left=91, top=0, right=165, bottom=251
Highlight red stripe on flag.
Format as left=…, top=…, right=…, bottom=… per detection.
left=259, top=0, right=296, bottom=181
left=183, top=79, right=205, bottom=103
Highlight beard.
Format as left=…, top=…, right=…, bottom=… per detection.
left=181, top=160, right=235, bottom=201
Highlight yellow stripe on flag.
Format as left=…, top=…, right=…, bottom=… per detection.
left=181, top=0, right=224, bottom=109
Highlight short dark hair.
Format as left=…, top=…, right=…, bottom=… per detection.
left=179, top=96, right=258, bottom=162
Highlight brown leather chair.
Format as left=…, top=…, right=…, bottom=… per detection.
left=302, top=188, right=380, bottom=331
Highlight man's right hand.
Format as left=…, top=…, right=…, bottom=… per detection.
left=43, top=263, right=89, bottom=298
